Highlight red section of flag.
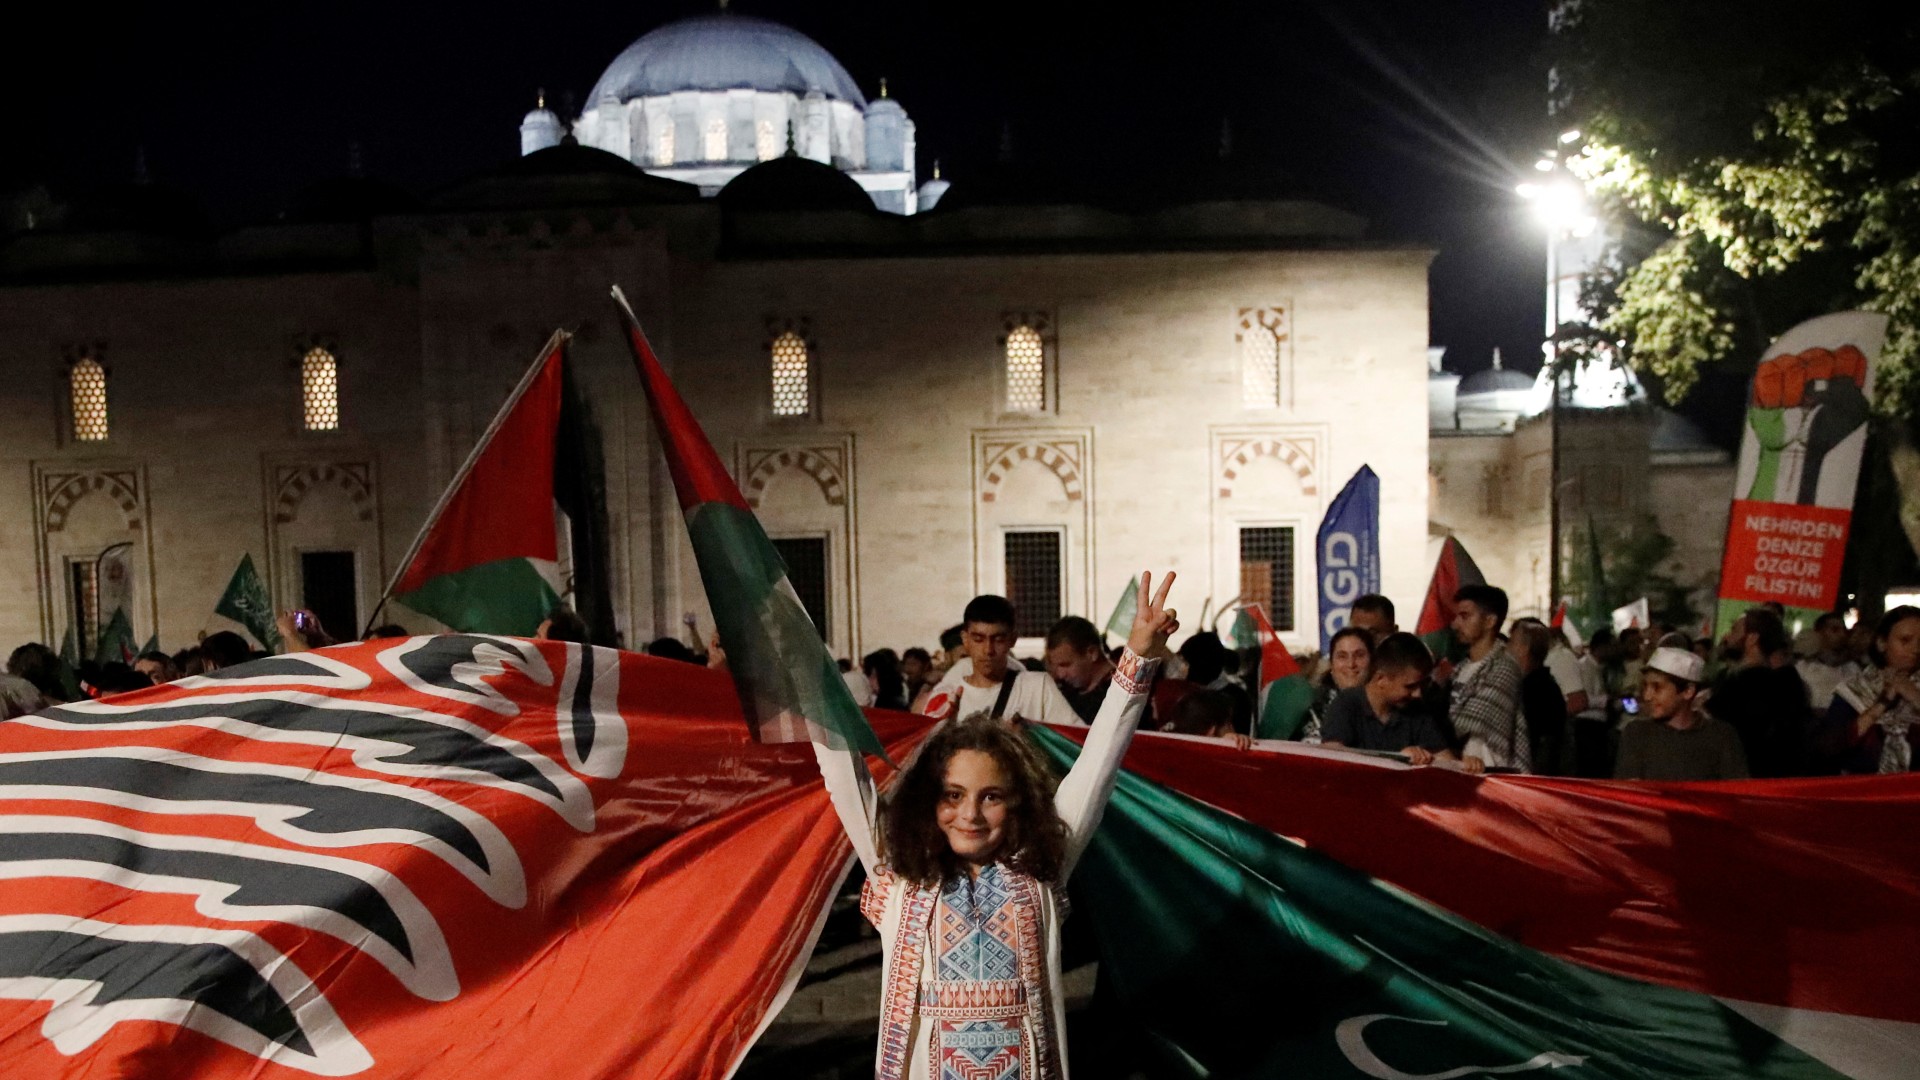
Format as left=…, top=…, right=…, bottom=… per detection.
left=392, top=343, right=564, bottom=593
left=1717, top=499, right=1851, bottom=610
left=1044, top=726, right=1920, bottom=1025
left=1243, top=604, right=1298, bottom=688
left=0, top=639, right=929, bottom=1079
left=1414, top=537, right=1484, bottom=635
left=611, top=288, right=751, bottom=513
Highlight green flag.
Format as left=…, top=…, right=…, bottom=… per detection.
left=215, top=554, right=281, bottom=652
left=94, top=607, right=136, bottom=665
left=138, top=633, right=159, bottom=658
left=1030, top=725, right=1846, bottom=1079
left=1583, top=513, right=1609, bottom=637
left=55, top=627, right=84, bottom=700
left=1104, top=576, right=1140, bottom=640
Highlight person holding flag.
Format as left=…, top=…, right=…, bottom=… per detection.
left=814, top=571, right=1178, bottom=1080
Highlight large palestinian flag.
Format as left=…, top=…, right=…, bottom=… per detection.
left=2, top=649, right=1914, bottom=1077
left=1038, top=728, right=1920, bottom=1079
left=611, top=286, right=884, bottom=759
left=383, top=333, right=615, bottom=644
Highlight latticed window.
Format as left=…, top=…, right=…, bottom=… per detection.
left=770, top=331, right=811, bottom=417
left=301, top=347, right=340, bottom=431
left=771, top=537, right=830, bottom=639
left=1241, top=325, right=1281, bottom=408
left=756, top=119, right=779, bottom=161
left=1005, top=325, right=1046, bottom=412
left=68, top=358, right=109, bottom=441
left=1239, top=526, right=1295, bottom=631
left=705, top=118, right=728, bottom=161
left=656, top=123, right=676, bottom=166
left=1004, top=531, right=1063, bottom=638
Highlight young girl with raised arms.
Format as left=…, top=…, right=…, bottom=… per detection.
left=814, top=570, right=1179, bottom=1080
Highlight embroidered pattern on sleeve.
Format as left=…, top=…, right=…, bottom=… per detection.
left=1112, top=650, right=1161, bottom=696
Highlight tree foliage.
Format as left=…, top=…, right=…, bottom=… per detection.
left=1552, top=1, right=1920, bottom=411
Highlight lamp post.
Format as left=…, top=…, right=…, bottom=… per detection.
left=1518, top=129, right=1595, bottom=621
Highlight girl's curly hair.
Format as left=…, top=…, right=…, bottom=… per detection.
left=878, top=715, right=1068, bottom=887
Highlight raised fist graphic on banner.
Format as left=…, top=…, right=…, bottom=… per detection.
left=1745, top=344, right=1869, bottom=505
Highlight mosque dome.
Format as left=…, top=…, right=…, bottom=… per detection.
left=585, top=14, right=866, bottom=107
left=718, top=155, right=875, bottom=213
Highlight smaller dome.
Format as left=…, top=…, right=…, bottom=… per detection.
left=916, top=176, right=951, bottom=211
left=719, top=155, right=874, bottom=212
left=522, top=106, right=561, bottom=127
left=1458, top=366, right=1535, bottom=396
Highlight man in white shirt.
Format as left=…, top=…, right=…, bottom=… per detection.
left=1796, top=612, right=1859, bottom=715
left=920, top=594, right=1080, bottom=726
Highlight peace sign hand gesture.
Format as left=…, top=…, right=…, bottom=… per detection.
left=1126, top=571, right=1179, bottom=658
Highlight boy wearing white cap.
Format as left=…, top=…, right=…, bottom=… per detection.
left=1614, top=647, right=1750, bottom=781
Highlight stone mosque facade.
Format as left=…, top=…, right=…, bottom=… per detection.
left=3, top=13, right=1521, bottom=663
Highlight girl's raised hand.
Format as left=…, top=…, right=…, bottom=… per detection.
left=1127, top=571, right=1179, bottom=657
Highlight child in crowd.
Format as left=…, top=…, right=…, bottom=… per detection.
left=813, top=571, right=1177, bottom=1080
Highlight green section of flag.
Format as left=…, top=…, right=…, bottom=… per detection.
left=94, top=607, right=135, bottom=665
left=1419, top=627, right=1462, bottom=664
left=394, top=556, right=559, bottom=638
left=688, top=502, right=886, bottom=758
left=1028, top=726, right=1843, bottom=1080
left=1228, top=607, right=1259, bottom=651
left=56, top=627, right=84, bottom=700
left=1255, top=673, right=1317, bottom=740
left=138, top=633, right=159, bottom=658
left=214, top=554, right=282, bottom=652
left=1104, top=577, right=1139, bottom=640
left=1583, top=512, right=1610, bottom=637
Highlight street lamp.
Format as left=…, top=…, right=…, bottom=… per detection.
left=1518, top=136, right=1595, bottom=622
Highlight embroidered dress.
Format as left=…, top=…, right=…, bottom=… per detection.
left=820, top=650, right=1159, bottom=1080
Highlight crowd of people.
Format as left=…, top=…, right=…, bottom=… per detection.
left=804, top=586, right=1920, bottom=782
left=7, top=588, right=1918, bottom=782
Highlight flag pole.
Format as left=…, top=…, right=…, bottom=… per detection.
left=365, top=330, right=572, bottom=638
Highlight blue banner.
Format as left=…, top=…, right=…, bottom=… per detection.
left=1316, top=465, right=1381, bottom=652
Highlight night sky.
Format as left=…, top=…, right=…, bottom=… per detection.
left=6, top=0, right=1597, bottom=425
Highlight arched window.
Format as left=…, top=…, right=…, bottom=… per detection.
left=656, top=123, right=676, bottom=166
left=705, top=118, right=728, bottom=161
left=301, top=347, right=341, bottom=431
left=68, top=358, right=109, bottom=441
left=1241, top=324, right=1281, bottom=408
left=770, top=331, right=811, bottom=417
left=1005, top=325, right=1046, bottom=413
left=756, top=119, right=779, bottom=161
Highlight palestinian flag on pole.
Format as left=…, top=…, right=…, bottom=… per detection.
left=1240, top=603, right=1315, bottom=740
left=1551, top=598, right=1585, bottom=650
left=381, top=332, right=615, bottom=644
left=611, top=285, right=885, bottom=759
left=1034, top=726, right=1920, bottom=1079
left=1415, top=535, right=1483, bottom=659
